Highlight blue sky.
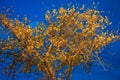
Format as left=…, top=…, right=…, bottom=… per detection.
left=0, top=0, right=120, bottom=80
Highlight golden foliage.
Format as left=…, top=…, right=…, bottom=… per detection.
left=0, top=5, right=120, bottom=80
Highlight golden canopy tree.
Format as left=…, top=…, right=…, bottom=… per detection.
left=0, top=5, right=119, bottom=80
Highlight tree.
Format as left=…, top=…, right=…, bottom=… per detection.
left=0, top=5, right=120, bottom=80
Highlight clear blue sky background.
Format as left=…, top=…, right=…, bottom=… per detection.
left=0, top=0, right=120, bottom=80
